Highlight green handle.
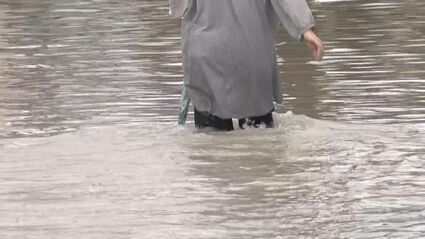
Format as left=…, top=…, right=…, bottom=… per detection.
left=178, top=85, right=191, bottom=125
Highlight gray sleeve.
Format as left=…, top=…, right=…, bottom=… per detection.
left=169, top=0, right=191, bottom=19
left=270, top=0, right=315, bottom=41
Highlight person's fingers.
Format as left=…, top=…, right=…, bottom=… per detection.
left=303, top=30, right=325, bottom=61
left=314, top=43, right=324, bottom=61
left=314, top=48, right=319, bottom=60
left=308, top=41, right=320, bottom=60
left=306, top=41, right=319, bottom=60
left=311, top=40, right=324, bottom=60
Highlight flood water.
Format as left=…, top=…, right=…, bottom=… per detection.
left=1, top=0, right=425, bottom=238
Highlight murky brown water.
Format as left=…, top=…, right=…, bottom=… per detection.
left=1, top=0, right=424, bottom=238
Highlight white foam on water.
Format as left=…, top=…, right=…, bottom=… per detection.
left=1, top=115, right=424, bottom=238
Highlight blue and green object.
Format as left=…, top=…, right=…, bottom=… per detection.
left=178, top=85, right=190, bottom=125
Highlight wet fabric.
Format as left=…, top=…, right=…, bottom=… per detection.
left=176, top=0, right=315, bottom=119
left=194, top=108, right=234, bottom=131
left=239, top=110, right=274, bottom=129
left=194, top=108, right=274, bottom=131
left=169, top=0, right=191, bottom=18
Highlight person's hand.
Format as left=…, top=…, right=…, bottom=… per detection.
left=303, top=29, right=324, bottom=61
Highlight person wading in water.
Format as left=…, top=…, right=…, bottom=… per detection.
left=170, top=0, right=325, bottom=130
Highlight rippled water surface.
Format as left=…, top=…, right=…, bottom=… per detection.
left=1, top=0, right=425, bottom=238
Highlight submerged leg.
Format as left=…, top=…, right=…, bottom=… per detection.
left=238, top=110, right=274, bottom=129
left=194, top=108, right=234, bottom=131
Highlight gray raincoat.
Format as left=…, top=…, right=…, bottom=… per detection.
left=170, top=0, right=315, bottom=119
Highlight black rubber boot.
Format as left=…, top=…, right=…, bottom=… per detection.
left=194, top=108, right=234, bottom=131
left=238, top=110, right=274, bottom=129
